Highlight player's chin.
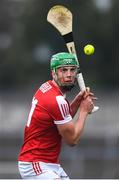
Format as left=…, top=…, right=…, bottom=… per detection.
left=61, top=83, right=75, bottom=91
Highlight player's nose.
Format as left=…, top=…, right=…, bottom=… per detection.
left=66, top=69, right=72, bottom=76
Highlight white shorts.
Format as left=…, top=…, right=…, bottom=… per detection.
left=18, top=161, right=70, bottom=179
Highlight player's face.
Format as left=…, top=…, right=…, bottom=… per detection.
left=53, top=66, right=78, bottom=91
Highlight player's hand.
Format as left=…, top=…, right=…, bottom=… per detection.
left=80, top=87, right=98, bottom=113
left=80, top=95, right=94, bottom=113
left=74, top=87, right=97, bottom=109
left=84, top=87, right=98, bottom=101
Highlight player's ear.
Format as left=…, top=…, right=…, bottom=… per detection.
left=51, top=69, right=58, bottom=81
left=51, top=70, right=56, bottom=79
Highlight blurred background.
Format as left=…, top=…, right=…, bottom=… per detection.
left=0, top=0, right=119, bottom=179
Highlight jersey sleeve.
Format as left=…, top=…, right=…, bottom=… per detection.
left=50, top=95, right=72, bottom=125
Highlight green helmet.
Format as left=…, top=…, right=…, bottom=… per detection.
left=50, top=52, right=79, bottom=70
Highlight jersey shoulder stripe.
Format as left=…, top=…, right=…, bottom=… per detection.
left=55, top=95, right=72, bottom=124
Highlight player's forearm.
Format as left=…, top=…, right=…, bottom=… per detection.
left=73, top=110, right=88, bottom=145
left=70, top=91, right=84, bottom=117
left=70, top=97, right=81, bottom=117
left=58, top=110, right=88, bottom=146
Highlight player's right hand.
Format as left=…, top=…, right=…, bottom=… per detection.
left=80, top=88, right=95, bottom=113
left=80, top=96, right=94, bottom=113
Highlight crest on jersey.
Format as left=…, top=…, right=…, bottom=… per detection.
left=39, top=82, right=52, bottom=93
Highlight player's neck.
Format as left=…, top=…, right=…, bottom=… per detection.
left=52, top=80, right=67, bottom=95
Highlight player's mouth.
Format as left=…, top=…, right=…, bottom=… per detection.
left=65, top=80, right=74, bottom=83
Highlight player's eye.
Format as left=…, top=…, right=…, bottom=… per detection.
left=62, top=68, right=67, bottom=72
left=70, top=67, right=77, bottom=73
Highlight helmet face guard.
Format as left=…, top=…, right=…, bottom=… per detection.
left=50, top=52, right=79, bottom=71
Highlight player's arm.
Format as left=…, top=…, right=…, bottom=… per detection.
left=70, top=90, right=84, bottom=117
left=70, top=88, right=95, bottom=117
left=57, top=95, right=94, bottom=146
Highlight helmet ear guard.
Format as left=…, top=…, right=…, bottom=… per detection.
left=50, top=52, right=79, bottom=70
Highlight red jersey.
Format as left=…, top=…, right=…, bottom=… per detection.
left=18, top=80, right=72, bottom=163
